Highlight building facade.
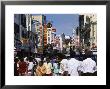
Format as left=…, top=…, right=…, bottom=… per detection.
left=32, top=15, right=46, bottom=53
left=78, top=14, right=97, bottom=49
left=14, top=14, right=27, bottom=50
left=47, top=22, right=52, bottom=45
left=89, top=14, right=97, bottom=48
left=14, top=14, right=29, bottom=57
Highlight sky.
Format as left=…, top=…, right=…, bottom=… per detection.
left=44, top=14, right=79, bottom=36
left=33, top=14, right=79, bottom=36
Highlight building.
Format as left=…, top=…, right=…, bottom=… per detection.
left=47, top=22, right=56, bottom=46
left=14, top=14, right=27, bottom=48
left=14, top=14, right=28, bottom=57
left=65, top=35, right=71, bottom=53
left=47, top=22, right=52, bottom=44
left=79, top=15, right=85, bottom=48
left=26, top=14, right=32, bottom=32
left=54, top=35, right=61, bottom=51
left=14, top=14, right=21, bottom=52
left=59, top=35, right=63, bottom=52
left=51, top=28, right=56, bottom=45
left=78, top=14, right=97, bottom=49
left=43, top=23, right=47, bottom=46
left=32, top=15, right=46, bottom=53
left=89, top=14, right=97, bottom=48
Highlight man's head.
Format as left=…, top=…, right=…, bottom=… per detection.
left=39, top=61, right=43, bottom=67
left=14, top=58, right=19, bottom=63
left=46, top=58, right=50, bottom=63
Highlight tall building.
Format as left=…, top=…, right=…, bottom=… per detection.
left=79, top=14, right=97, bottom=49
left=26, top=14, right=32, bottom=32
left=89, top=14, right=97, bottom=48
left=26, top=14, right=38, bottom=54
left=79, top=15, right=85, bottom=47
left=51, top=28, right=56, bottom=45
left=84, top=14, right=97, bottom=48
left=43, top=23, right=47, bottom=46
left=14, top=14, right=21, bottom=51
left=14, top=14, right=27, bottom=52
left=47, top=22, right=52, bottom=44
left=32, top=15, right=46, bottom=49
left=46, top=22, right=56, bottom=47
left=59, top=35, right=63, bottom=52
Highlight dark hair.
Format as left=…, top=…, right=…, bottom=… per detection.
left=20, top=58, right=24, bottom=62
left=41, top=56, right=44, bottom=61
left=55, top=60, right=58, bottom=63
left=29, top=57, right=33, bottom=62
left=47, top=58, right=50, bottom=63
left=39, top=61, right=43, bottom=67
left=14, top=58, right=19, bottom=63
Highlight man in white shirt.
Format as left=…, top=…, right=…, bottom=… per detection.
left=59, top=59, right=68, bottom=76
left=68, top=58, right=82, bottom=76
left=81, top=58, right=97, bottom=76
left=35, top=57, right=41, bottom=64
left=27, top=59, right=34, bottom=76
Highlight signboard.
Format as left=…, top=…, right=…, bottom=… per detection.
left=52, top=28, right=56, bottom=32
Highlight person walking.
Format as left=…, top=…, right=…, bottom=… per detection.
left=68, top=58, right=82, bottom=76
left=14, top=58, right=19, bottom=76
left=80, top=58, right=97, bottom=76
left=36, top=61, right=46, bottom=76
left=43, top=58, right=53, bottom=76
left=35, top=56, right=41, bottom=64
left=59, top=57, right=68, bottom=76
left=18, top=58, right=27, bottom=76
left=53, top=60, right=59, bottom=76
left=27, top=57, right=34, bottom=76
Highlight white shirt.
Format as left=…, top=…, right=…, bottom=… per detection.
left=35, top=58, right=41, bottom=63
left=53, top=63, right=59, bottom=73
left=24, top=57, right=27, bottom=62
left=28, top=62, right=34, bottom=71
left=68, top=58, right=81, bottom=76
left=24, top=57, right=29, bottom=64
left=81, top=58, right=96, bottom=73
left=59, top=59, right=68, bottom=74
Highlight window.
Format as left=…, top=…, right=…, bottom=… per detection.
left=48, top=37, right=50, bottom=42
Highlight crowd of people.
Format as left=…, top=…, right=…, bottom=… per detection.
left=14, top=53, right=97, bottom=76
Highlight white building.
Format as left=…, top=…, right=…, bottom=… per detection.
left=51, top=31, right=55, bottom=44
left=65, top=35, right=70, bottom=39
left=46, top=22, right=56, bottom=46
left=26, top=14, right=32, bottom=32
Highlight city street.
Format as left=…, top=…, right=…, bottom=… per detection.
left=14, top=14, right=97, bottom=76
